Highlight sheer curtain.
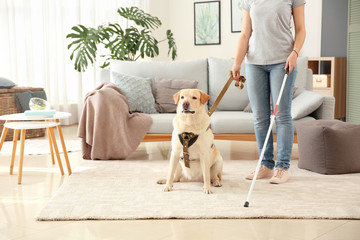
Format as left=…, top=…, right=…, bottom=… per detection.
left=0, top=0, right=148, bottom=125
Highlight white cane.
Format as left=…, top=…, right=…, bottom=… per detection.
left=244, top=72, right=289, bottom=208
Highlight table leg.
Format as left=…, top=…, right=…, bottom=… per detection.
left=48, top=127, right=64, bottom=176
left=18, top=129, right=26, bottom=184
left=10, top=129, right=19, bottom=175
left=46, top=121, right=55, bottom=164
left=55, top=120, right=72, bottom=175
left=0, top=120, right=10, bottom=151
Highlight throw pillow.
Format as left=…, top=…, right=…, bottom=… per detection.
left=154, top=77, right=198, bottom=113
left=0, top=76, right=16, bottom=89
left=14, top=91, right=32, bottom=112
left=291, top=90, right=324, bottom=120
left=14, top=90, right=48, bottom=112
left=111, top=72, right=157, bottom=114
left=31, top=90, right=47, bottom=100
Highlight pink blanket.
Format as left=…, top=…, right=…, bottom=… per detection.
left=78, top=83, right=153, bottom=160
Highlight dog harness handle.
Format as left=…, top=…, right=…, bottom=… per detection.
left=178, top=132, right=198, bottom=168
left=208, top=71, right=246, bottom=117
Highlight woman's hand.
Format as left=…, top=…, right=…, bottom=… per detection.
left=231, top=64, right=241, bottom=80
left=285, top=51, right=298, bottom=74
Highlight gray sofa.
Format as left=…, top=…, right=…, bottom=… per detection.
left=101, top=57, right=335, bottom=141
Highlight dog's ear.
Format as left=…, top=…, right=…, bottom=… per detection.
left=173, top=90, right=181, bottom=104
left=199, top=90, right=210, bottom=105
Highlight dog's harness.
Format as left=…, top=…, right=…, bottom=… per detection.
left=178, top=132, right=198, bottom=168
left=178, top=72, right=246, bottom=168
left=178, top=125, right=211, bottom=167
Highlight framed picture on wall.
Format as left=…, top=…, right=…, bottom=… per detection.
left=231, top=0, right=243, bottom=32
left=194, top=1, right=221, bottom=45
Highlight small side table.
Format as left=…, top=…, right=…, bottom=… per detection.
left=0, top=112, right=72, bottom=184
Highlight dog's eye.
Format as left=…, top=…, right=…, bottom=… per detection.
left=192, top=97, right=197, bottom=100
left=181, top=96, right=184, bottom=99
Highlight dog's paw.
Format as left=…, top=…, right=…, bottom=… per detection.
left=203, top=187, right=213, bottom=194
left=157, top=179, right=166, bottom=185
left=163, top=185, right=173, bottom=192
left=211, top=179, right=222, bottom=187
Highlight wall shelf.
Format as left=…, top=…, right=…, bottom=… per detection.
left=308, top=57, right=347, bottom=119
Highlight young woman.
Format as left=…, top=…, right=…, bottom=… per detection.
left=232, top=0, right=306, bottom=184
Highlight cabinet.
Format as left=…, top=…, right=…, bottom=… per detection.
left=308, top=57, right=347, bottom=119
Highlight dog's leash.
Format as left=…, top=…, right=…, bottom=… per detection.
left=208, top=71, right=246, bottom=117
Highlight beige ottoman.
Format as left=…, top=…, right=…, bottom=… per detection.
left=296, top=120, right=360, bottom=174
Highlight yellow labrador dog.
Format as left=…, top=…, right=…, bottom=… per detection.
left=157, top=89, right=223, bottom=194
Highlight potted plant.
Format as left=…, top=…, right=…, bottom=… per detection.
left=66, top=6, right=177, bottom=72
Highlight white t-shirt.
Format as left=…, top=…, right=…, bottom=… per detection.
left=241, top=0, right=306, bottom=65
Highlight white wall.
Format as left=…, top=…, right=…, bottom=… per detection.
left=169, top=0, right=240, bottom=60
left=148, top=0, right=170, bottom=61
left=303, top=0, right=322, bottom=58
left=149, top=0, right=323, bottom=61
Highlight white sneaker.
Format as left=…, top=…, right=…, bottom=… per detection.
left=269, top=168, right=289, bottom=184
left=245, top=166, right=274, bottom=180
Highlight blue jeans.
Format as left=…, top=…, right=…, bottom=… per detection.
left=245, top=62, right=297, bottom=170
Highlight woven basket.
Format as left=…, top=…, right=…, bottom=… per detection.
left=0, top=87, right=46, bottom=141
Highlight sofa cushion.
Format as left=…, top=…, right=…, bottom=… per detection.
left=154, top=77, right=198, bottom=113
left=294, top=56, right=308, bottom=97
left=296, top=120, right=360, bottom=174
left=291, top=90, right=324, bottom=120
left=210, top=111, right=258, bottom=134
left=110, top=59, right=208, bottom=94
left=148, top=113, right=175, bottom=133
left=111, top=72, right=157, bottom=114
left=210, top=111, right=315, bottom=134
left=208, top=57, right=248, bottom=111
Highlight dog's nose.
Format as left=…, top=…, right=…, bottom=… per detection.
left=183, top=101, right=190, bottom=109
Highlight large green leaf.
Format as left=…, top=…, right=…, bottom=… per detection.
left=117, top=7, right=161, bottom=30
left=138, top=29, right=159, bottom=59
left=104, top=25, right=141, bottom=61
left=66, top=25, right=105, bottom=72
left=166, top=30, right=177, bottom=60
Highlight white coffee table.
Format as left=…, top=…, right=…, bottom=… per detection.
left=0, top=112, right=72, bottom=184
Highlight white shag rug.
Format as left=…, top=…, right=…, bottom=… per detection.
left=1, top=139, right=81, bottom=155
left=37, top=159, right=360, bottom=220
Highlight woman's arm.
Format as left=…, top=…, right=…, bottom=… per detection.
left=232, top=9, right=252, bottom=80
left=286, top=4, right=306, bottom=74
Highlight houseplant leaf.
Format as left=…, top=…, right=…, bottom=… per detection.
left=138, top=29, right=159, bottom=59
left=117, top=7, right=161, bottom=30
left=166, top=30, right=177, bottom=60
left=66, top=25, right=108, bottom=72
